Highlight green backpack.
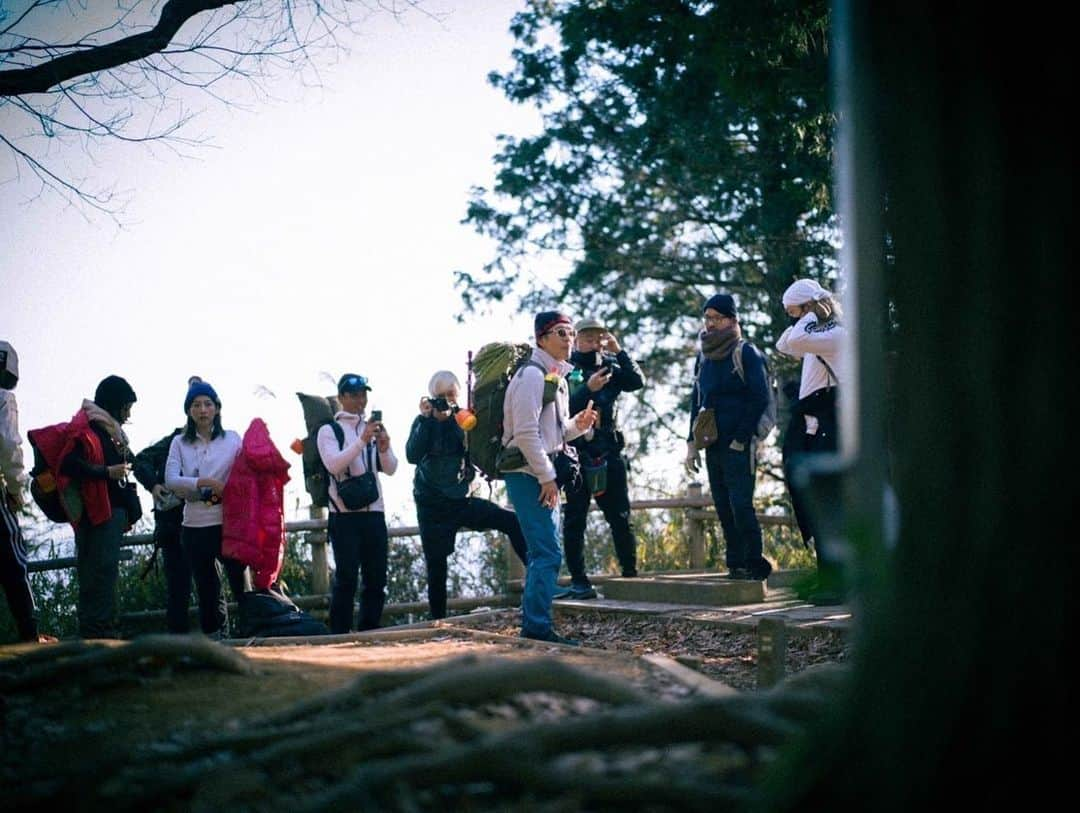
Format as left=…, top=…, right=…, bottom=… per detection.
left=465, top=342, right=537, bottom=480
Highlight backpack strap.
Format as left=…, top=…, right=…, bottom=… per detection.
left=817, top=355, right=839, bottom=388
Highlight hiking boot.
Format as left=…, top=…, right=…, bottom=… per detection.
left=727, top=567, right=753, bottom=580
left=554, top=583, right=598, bottom=600
left=521, top=629, right=581, bottom=646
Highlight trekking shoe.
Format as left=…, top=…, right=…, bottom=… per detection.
left=521, top=629, right=581, bottom=646
left=555, top=584, right=598, bottom=600
left=552, top=585, right=575, bottom=599
left=727, top=568, right=753, bottom=580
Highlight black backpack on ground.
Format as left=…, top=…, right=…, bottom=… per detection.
left=238, top=588, right=328, bottom=638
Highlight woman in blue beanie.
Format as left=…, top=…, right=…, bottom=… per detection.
left=164, top=380, right=246, bottom=638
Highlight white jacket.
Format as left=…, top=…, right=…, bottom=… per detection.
left=776, top=313, right=847, bottom=399
left=317, top=411, right=398, bottom=513
left=501, top=347, right=588, bottom=483
left=0, top=389, right=25, bottom=493
left=165, top=430, right=242, bottom=528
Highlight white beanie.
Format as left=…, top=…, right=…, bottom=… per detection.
left=782, top=279, right=830, bottom=308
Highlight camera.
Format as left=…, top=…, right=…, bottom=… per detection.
left=370, top=409, right=383, bottom=423
left=199, top=487, right=220, bottom=506
left=592, top=351, right=620, bottom=376
left=429, top=396, right=459, bottom=414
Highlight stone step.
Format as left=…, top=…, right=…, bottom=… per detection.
left=600, top=573, right=766, bottom=606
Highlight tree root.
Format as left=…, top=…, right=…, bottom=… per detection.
left=11, top=651, right=845, bottom=812
left=0, top=635, right=252, bottom=693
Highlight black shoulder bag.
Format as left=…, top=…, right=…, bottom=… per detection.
left=333, top=439, right=380, bottom=511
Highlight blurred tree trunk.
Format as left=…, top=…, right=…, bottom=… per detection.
left=766, top=3, right=1069, bottom=809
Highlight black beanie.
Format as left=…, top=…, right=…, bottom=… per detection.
left=94, top=375, right=137, bottom=418
left=703, top=294, right=737, bottom=318
left=534, top=310, right=573, bottom=340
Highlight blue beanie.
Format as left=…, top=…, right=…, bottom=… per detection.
left=703, top=294, right=737, bottom=318
left=184, top=381, right=220, bottom=412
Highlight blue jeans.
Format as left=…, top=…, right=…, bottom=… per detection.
left=504, top=472, right=562, bottom=638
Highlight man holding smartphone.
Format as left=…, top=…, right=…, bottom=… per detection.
left=316, top=373, right=398, bottom=632
left=559, top=318, right=646, bottom=599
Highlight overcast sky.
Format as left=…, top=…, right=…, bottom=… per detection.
left=2, top=1, right=568, bottom=524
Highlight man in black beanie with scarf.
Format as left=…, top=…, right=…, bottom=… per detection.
left=686, top=294, right=772, bottom=580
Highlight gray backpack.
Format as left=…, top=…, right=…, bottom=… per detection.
left=730, top=340, right=779, bottom=440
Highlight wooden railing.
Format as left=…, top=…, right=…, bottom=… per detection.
left=27, top=483, right=796, bottom=592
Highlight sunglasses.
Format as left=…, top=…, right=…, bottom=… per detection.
left=544, top=328, right=576, bottom=339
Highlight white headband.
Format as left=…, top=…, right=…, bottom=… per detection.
left=782, top=279, right=829, bottom=308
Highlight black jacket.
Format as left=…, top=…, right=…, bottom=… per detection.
left=568, top=349, right=645, bottom=456
left=405, top=415, right=475, bottom=504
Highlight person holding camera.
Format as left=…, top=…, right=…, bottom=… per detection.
left=685, top=295, right=772, bottom=581
left=776, top=278, right=847, bottom=604
left=1, top=341, right=55, bottom=643
left=557, top=318, right=645, bottom=599
left=406, top=370, right=528, bottom=619
left=132, top=376, right=203, bottom=634
left=501, top=311, right=597, bottom=645
left=165, top=380, right=247, bottom=638
left=317, top=373, right=398, bottom=633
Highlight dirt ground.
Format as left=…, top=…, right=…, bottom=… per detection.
left=0, top=608, right=850, bottom=811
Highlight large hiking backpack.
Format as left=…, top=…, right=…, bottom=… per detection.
left=26, top=427, right=81, bottom=523
left=466, top=342, right=535, bottom=480
left=296, top=393, right=341, bottom=508
left=731, top=340, right=779, bottom=440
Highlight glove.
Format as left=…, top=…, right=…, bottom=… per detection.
left=684, top=441, right=700, bottom=476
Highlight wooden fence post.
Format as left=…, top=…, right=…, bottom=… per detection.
left=308, top=505, right=330, bottom=594
left=757, top=617, right=788, bottom=688
left=505, top=534, right=525, bottom=591
left=687, top=481, right=706, bottom=570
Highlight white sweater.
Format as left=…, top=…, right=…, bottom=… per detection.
left=0, top=390, right=25, bottom=493
left=317, top=411, right=398, bottom=513
left=165, top=430, right=242, bottom=528
left=776, top=313, right=847, bottom=399
left=501, top=347, right=588, bottom=483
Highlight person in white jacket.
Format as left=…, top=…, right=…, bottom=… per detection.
left=1, top=341, right=54, bottom=643
left=776, top=278, right=847, bottom=604
left=317, top=373, right=398, bottom=632
left=165, top=380, right=246, bottom=637
left=501, top=312, right=596, bottom=645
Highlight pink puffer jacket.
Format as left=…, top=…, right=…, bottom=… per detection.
left=222, top=418, right=291, bottom=590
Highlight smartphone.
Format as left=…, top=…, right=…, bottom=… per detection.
left=370, top=409, right=383, bottom=422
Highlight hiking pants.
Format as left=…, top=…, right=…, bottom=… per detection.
left=75, top=507, right=127, bottom=639
left=562, top=454, right=637, bottom=584
left=417, top=496, right=528, bottom=619
left=1, top=497, right=38, bottom=641
left=705, top=442, right=767, bottom=576
left=328, top=511, right=388, bottom=633
left=182, top=524, right=248, bottom=636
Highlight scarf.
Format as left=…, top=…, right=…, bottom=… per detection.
left=82, top=399, right=130, bottom=456
left=699, top=323, right=742, bottom=360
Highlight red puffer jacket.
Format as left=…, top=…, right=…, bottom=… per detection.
left=222, top=418, right=291, bottom=590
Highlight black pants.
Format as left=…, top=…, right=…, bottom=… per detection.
left=782, top=389, right=842, bottom=586
left=705, top=442, right=769, bottom=577
left=155, top=510, right=193, bottom=634
left=562, top=454, right=637, bottom=584
left=328, top=511, right=388, bottom=632
left=75, top=506, right=127, bottom=638
left=417, top=497, right=528, bottom=619
left=181, top=524, right=248, bottom=636
left=1, top=498, right=38, bottom=641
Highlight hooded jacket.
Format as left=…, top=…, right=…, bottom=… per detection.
left=221, top=418, right=291, bottom=591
